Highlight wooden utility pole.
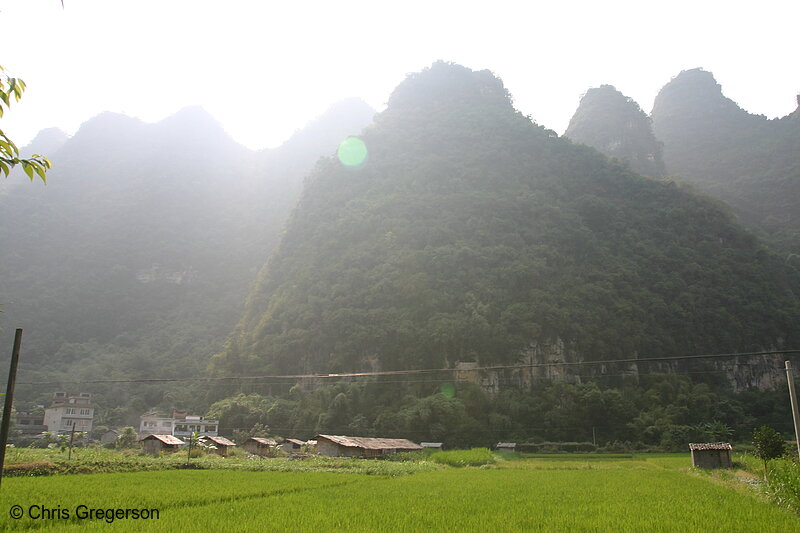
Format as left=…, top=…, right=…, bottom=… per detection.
left=786, top=361, right=800, bottom=458
left=68, top=425, right=76, bottom=460
left=0, top=329, right=23, bottom=489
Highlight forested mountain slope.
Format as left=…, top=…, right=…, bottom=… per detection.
left=213, top=62, right=800, bottom=380
left=564, top=85, right=665, bottom=177
left=651, top=68, right=800, bottom=257
left=0, top=100, right=374, bottom=422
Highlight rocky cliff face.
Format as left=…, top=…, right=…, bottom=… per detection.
left=454, top=346, right=799, bottom=394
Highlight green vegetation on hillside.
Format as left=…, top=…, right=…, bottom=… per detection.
left=214, top=62, right=800, bottom=383
left=199, top=372, right=798, bottom=451
left=0, top=100, right=375, bottom=425
left=565, top=84, right=665, bottom=177
left=651, top=68, right=800, bottom=258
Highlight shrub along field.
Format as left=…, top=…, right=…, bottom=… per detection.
left=1, top=452, right=798, bottom=531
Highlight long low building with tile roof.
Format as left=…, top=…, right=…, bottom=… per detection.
left=315, top=434, right=422, bottom=458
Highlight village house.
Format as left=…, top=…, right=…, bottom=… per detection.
left=242, top=437, right=277, bottom=456
left=420, top=442, right=443, bottom=450
left=495, top=442, right=516, bottom=452
left=199, top=435, right=236, bottom=457
left=689, top=442, right=733, bottom=469
left=138, top=410, right=219, bottom=439
left=140, top=434, right=185, bottom=455
left=280, top=438, right=306, bottom=454
left=315, top=435, right=422, bottom=458
left=43, top=392, right=95, bottom=434
left=99, top=429, right=120, bottom=444
left=12, top=410, right=46, bottom=435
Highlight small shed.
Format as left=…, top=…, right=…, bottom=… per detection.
left=199, top=435, right=236, bottom=457
left=689, top=442, right=733, bottom=469
left=242, top=437, right=277, bottom=457
left=420, top=442, right=443, bottom=450
left=140, top=434, right=185, bottom=455
left=316, top=435, right=422, bottom=458
left=99, top=429, right=120, bottom=444
left=495, top=442, right=516, bottom=452
left=280, top=438, right=306, bottom=454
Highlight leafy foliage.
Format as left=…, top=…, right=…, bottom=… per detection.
left=761, top=457, right=800, bottom=513
left=565, top=84, right=665, bottom=177
left=215, top=62, right=800, bottom=382
left=430, top=447, right=496, bottom=467
left=752, top=425, right=787, bottom=471
left=0, top=65, right=51, bottom=181
left=0, top=100, right=374, bottom=423
left=651, top=68, right=800, bottom=257
left=202, top=374, right=798, bottom=451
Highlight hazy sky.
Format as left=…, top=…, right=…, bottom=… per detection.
left=2, top=0, right=799, bottom=150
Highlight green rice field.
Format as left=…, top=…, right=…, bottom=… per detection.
left=1, top=454, right=798, bottom=532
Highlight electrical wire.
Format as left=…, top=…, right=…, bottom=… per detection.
left=14, top=348, right=800, bottom=386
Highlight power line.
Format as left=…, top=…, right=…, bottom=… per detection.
left=15, top=348, right=800, bottom=386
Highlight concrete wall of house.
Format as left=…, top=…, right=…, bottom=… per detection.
left=44, top=407, right=94, bottom=434
left=691, top=449, right=732, bottom=469
left=317, top=440, right=339, bottom=457
left=143, top=440, right=163, bottom=456
left=210, top=446, right=229, bottom=457
left=317, top=439, right=363, bottom=457
left=243, top=442, right=271, bottom=456
left=280, top=442, right=302, bottom=454
left=99, top=432, right=119, bottom=444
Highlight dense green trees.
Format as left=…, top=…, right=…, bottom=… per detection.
left=214, top=62, right=800, bottom=381
left=565, top=85, right=665, bottom=177
left=752, top=425, right=788, bottom=475
left=0, top=99, right=375, bottom=425
left=201, top=374, right=793, bottom=450
left=651, top=68, right=800, bottom=258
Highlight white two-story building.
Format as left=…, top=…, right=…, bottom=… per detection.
left=138, top=410, right=219, bottom=439
left=43, top=392, right=95, bottom=434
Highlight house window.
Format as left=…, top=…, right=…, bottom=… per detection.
left=207, top=426, right=217, bottom=432
left=80, top=409, right=90, bottom=415
left=66, top=408, right=77, bottom=415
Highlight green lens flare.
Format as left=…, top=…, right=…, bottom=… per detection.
left=440, top=382, right=455, bottom=398
left=337, top=137, right=368, bottom=167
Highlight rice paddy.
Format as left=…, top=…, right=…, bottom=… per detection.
left=1, top=454, right=798, bottom=532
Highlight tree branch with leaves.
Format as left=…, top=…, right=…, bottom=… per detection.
left=0, top=65, right=51, bottom=182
